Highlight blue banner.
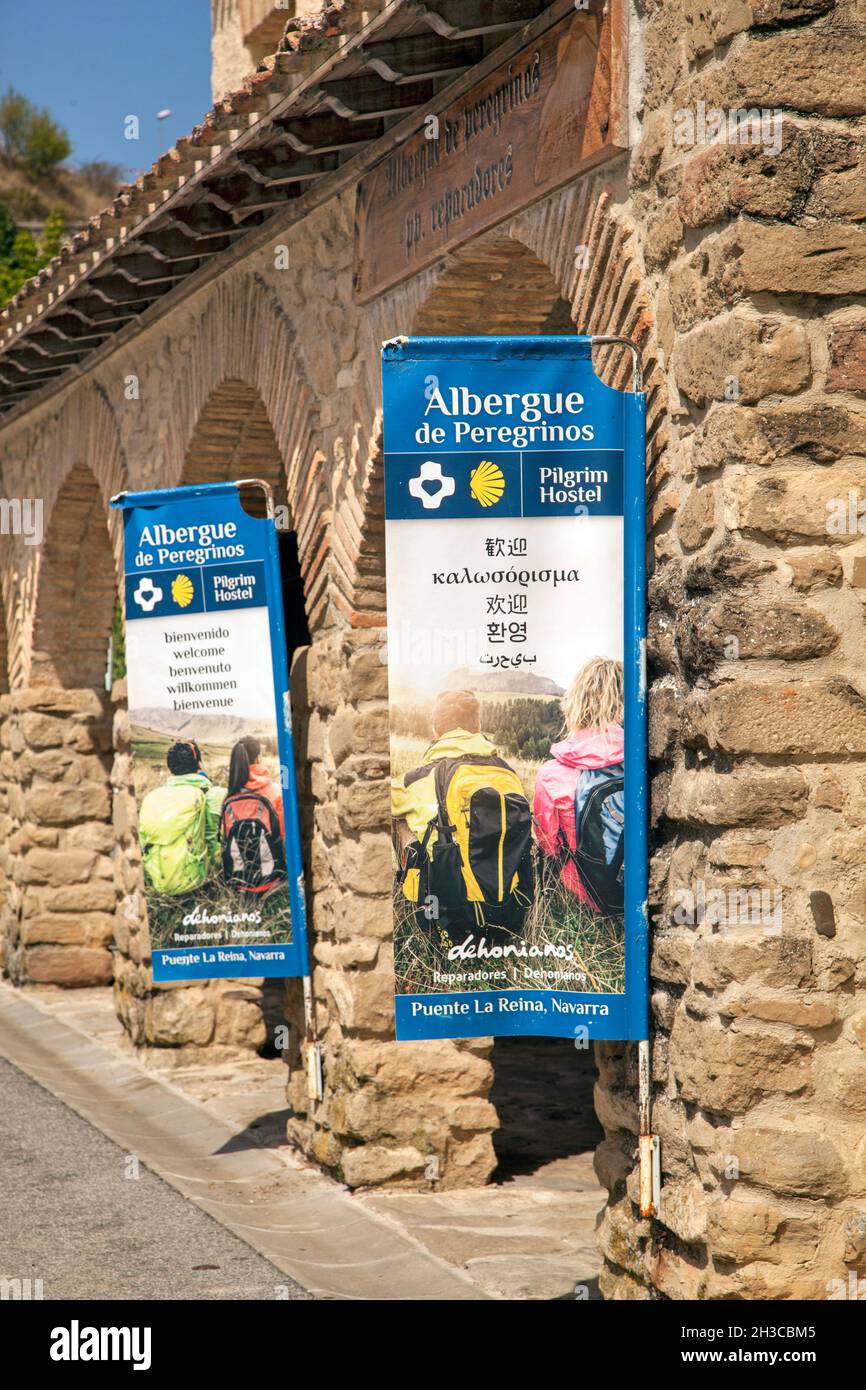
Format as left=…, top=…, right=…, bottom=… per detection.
left=111, top=483, right=309, bottom=983
left=383, top=336, right=647, bottom=1042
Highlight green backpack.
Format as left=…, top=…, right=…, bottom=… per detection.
left=138, top=782, right=208, bottom=896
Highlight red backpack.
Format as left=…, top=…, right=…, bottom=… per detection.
left=219, top=789, right=286, bottom=893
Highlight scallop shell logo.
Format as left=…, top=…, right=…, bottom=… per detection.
left=171, top=574, right=194, bottom=608
left=469, top=459, right=505, bottom=508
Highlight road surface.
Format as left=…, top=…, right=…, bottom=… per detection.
left=0, top=1057, right=311, bottom=1300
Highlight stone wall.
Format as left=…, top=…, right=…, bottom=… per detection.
left=592, top=0, right=866, bottom=1300
left=1, top=0, right=865, bottom=1294
left=0, top=689, right=115, bottom=986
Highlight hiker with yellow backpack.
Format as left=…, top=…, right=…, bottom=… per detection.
left=391, top=689, right=534, bottom=946
left=138, top=741, right=226, bottom=897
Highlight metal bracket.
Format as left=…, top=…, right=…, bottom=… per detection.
left=637, top=1038, right=660, bottom=1218
left=639, top=1134, right=661, bottom=1219
left=590, top=334, right=644, bottom=393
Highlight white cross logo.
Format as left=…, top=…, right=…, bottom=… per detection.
left=133, top=576, right=163, bottom=613
left=408, top=459, right=456, bottom=510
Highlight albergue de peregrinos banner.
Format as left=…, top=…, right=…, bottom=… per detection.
left=382, top=336, right=647, bottom=1042
left=111, top=482, right=309, bottom=984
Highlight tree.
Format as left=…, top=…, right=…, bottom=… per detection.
left=0, top=205, right=66, bottom=308
left=0, top=88, right=71, bottom=175
left=0, top=202, right=16, bottom=259
left=0, top=88, right=32, bottom=159
left=39, top=209, right=65, bottom=261
left=23, top=110, right=71, bottom=175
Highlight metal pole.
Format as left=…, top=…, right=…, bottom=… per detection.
left=589, top=339, right=659, bottom=1221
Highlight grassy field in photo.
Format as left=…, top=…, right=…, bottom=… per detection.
left=393, top=856, right=625, bottom=997
left=145, top=877, right=292, bottom=952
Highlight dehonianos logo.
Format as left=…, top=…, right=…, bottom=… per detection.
left=49, top=1321, right=152, bottom=1372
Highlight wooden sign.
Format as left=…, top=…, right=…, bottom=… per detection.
left=353, top=3, right=626, bottom=302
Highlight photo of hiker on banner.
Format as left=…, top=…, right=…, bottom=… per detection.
left=131, top=712, right=290, bottom=951
left=390, top=653, right=625, bottom=999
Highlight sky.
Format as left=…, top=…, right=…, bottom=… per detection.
left=0, top=0, right=213, bottom=179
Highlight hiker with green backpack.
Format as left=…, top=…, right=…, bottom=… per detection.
left=138, top=741, right=227, bottom=897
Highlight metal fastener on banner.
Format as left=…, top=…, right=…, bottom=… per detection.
left=590, top=335, right=644, bottom=393
left=638, top=1040, right=660, bottom=1219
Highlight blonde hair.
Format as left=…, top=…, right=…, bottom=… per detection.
left=560, top=657, right=623, bottom=735
left=432, top=688, right=480, bottom=738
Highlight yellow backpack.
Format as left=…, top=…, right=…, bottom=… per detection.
left=405, top=754, right=534, bottom=932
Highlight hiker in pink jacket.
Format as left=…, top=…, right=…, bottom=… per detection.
left=534, top=657, right=624, bottom=907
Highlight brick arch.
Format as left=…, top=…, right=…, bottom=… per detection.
left=30, top=462, right=119, bottom=690
left=16, top=386, right=126, bottom=691
left=345, top=178, right=668, bottom=642
left=506, top=178, right=666, bottom=443
left=412, top=236, right=577, bottom=337
left=181, top=378, right=288, bottom=510
left=162, top=274, right=329, bottom=630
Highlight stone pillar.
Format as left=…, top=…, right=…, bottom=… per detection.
left=283, top=627, right=499, bottom=1188
left=0, top=689, right=115, bottom=986
left=592, top=2, right=866, bottom=1299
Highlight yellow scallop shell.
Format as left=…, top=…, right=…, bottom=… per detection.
left=469, top=459, right=505, bottom=507
left=171, top=573, right=194, bottom=608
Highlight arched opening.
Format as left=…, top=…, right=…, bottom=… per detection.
left=161, top=379, right=310, bottom=1052
left=181, top=379, right=310, bottom=668
left=11, top=460, right=119, bottom=988
left=31, top=463, right=118, bottom=690
left=414, top=238, right=576, bottom=338
left=410, top=232, right=604, bottom=1185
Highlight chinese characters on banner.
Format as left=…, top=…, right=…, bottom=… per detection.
left=383, top=337, right=647, bottom=1041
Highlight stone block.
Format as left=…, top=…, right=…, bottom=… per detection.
left=24, top=944, right=113, bottom=986
left=341, top=1143, right=427, bottom=1188
left=672, top=313, right=810, bottom=407
left=827, top=320, right=866, bottom=395
left=730, top=1124, right=848, bottom=1199
left=670, top=1011, right=812, bottom=1113
left=666, top=765, right=807, bottom=828
left=685, top=679, right=866, bottom=757
left=146, top=988, right=215, bottom=1047
left=25, top=782, right=110, bottom=824
left=17, top=848, right=97, bottom=886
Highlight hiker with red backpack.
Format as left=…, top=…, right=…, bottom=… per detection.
left=533, top=657, right=625, bottom=920
left=219, top=736, right=286, bottom=895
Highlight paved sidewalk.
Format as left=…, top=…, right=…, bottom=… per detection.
left=0, top=983, right=605, bottom=1300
